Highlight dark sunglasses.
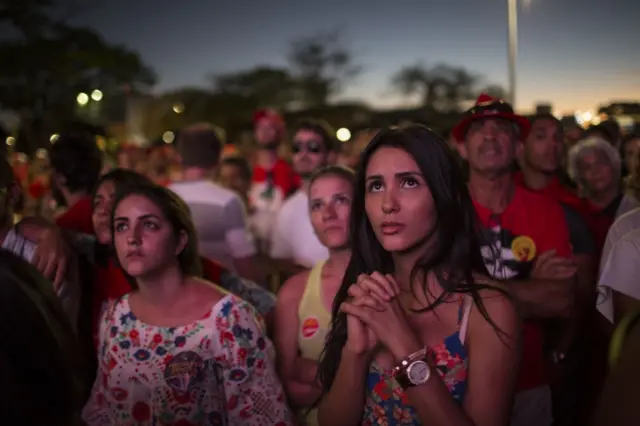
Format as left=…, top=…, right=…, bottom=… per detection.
left=292, top=140, right=323, bottom=154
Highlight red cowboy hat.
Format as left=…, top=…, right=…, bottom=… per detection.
left=451, top=94, right=531, bottom=143
left=253, top=109, right=285, bottom=127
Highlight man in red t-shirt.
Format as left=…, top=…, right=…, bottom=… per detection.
left=517, top=114, right=607, bottom=425
left=248, top=109, right=300, bottom=253
left=453, top=95, right=576, bottom=426
left=50, top=133, right=103, bottom=235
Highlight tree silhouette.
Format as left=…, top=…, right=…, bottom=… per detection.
left=287, top=29, right=361, bottom=107
left=480, top=84, right=508, bottom=100
left=210, top=66, right=295, bottom=110
left=391, top=62, right=442, bottom=110
left=0, top=0, right=155, bottom=151
left=392, top=62, right=506, bottom=112
left=0, top=0, right=91, bottom=38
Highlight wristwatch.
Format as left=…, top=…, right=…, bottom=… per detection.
left=392, top=347, right=431, bottom=389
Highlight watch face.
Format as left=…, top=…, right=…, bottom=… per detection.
left=407, top=360, right=430, bottom=385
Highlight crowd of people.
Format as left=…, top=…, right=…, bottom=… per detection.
left=3, top=93, right=640, bottom=426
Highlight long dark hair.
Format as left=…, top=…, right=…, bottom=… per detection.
left=0, top=249, right=86, bottom=425
left=317, top=124, right=504, bottom=394
left=110, top=183, right=202, bottom=279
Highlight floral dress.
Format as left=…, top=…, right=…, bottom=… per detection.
left=82, top=293, right=293, bottom=425
left=362, top=297, right=471, bottom=425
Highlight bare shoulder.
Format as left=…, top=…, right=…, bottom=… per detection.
left=469, top=279, right=520, bottom=340
left=277, top=270, right=312, bottom=306
left=189, top=277, right=229, bottom=304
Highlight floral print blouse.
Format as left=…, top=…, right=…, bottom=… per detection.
left=82, top=293, right=293, bottom=425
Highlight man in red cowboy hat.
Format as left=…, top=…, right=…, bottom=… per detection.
left=454, top=94, right=576, bottom=426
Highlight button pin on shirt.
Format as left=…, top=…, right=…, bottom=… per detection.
left=260, top=171, right=275, bottom=200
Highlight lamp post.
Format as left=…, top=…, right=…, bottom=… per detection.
left=507, top=0, right=518, bottom=109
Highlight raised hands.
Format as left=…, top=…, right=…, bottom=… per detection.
left=341, top=272, right=422, bottom=361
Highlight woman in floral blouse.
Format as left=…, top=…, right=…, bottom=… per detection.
left=82, top=183, right=292, bottom=425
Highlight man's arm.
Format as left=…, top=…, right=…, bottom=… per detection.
left=14, top=215, right=55, bottom=242
left=508, top=277, right=574, bottom=318
left=509, top=200, right=576, bottom=319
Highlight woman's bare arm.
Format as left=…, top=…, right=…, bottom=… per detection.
left=317, top=348, right=369, bottom=426
left=274, top=273, right=322, bottom=408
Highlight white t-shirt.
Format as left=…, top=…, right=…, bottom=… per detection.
left=599, top=208, right=640, bottom=277
left=169, top=180, right=256, bottom=271
left=270, top=190, right=328, bottom=268
left=597, top=224, right=640, bottom=323
left=616, top=194, right=640, bottom=218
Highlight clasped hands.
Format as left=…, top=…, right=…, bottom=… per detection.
left=340, top=272, right=422, bottom=360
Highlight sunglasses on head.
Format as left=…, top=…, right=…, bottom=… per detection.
left=292, top=140, right=323, bottom=154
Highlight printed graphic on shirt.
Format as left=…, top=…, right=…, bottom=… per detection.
left=249, top=180, right=286, bottom=213
left=301, top=317, right=320, bottom=339
left=164, top=351, right=205, bottom=392
left=511, top=235, right=537, bottom=262
left=479, top=225, right=534, bottom=280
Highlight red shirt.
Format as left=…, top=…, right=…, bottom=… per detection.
left=513, top=173, right=585, bottom=215
left=92, top=260, right=134, bottom=345
left=513, top=172, right=615, bottom=256
left=28, top=180, right=49, bottom=199
left=473, top=185, right=572, bottom=391
left=55, top=196, right=95, bottom=235
left=251, top=158, right=299, bottom=202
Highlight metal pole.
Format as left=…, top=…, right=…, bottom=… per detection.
left=507, top=0, right=518, bottom=108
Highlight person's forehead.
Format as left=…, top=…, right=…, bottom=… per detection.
left=366, top=146, right=418, bottom=173
left=581, top=149, right=609, bottom=163
left=256, top=118, right=277, bottom=128
left=470, top=117, right=513, bottom=126
left=294, top=129, right=323, bottom=141
left=117, top=194, right=159, bottom=212
left=532, top=119, right=558, bottom=130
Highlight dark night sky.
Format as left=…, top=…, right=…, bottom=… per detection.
left=70, top=0, right=639, bottom=113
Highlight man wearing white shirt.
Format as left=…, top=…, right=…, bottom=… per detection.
left=597, top=228, right=640, bottom=323
left=170, top=124, right=262, bottom=282
left=597, top=207, right=640, bottom=323
left=270, top=119, right=335, bottom=275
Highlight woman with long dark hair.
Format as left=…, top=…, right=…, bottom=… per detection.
left=82, top=183, right=291, bottom=425
left=316, top=124, right=521, bottom=426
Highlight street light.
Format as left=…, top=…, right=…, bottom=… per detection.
left=172, top=103, right=184, bottom=114
left=77, top=92, right=89, bottom=106
left=91, top=89, right=103, bottom=102
left=162, top=131, right=175, bottom=144
left=336, top=128, right=351, bottom=142
left=507, top=0, right=518, bottom=108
